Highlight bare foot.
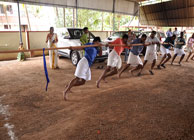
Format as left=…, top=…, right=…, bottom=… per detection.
left=137, top=73, right=141, bottom=76
left=161, top=64, right=166, bottom=68
left=56, top=66, right=60, bottom=69
left=149, top=70, right=154, bottom=75
left=118, top=72, right=122, bottom=78
left=96, top=80, right=100, bottom=88
left=157, top=65, right=161, bottom=69
left=131, top=70, right=134, bottom=76
left=63, top=90, right=69, bottom=101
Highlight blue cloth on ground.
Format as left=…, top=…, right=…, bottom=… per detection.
left=43, top=48, right=50, bottom=91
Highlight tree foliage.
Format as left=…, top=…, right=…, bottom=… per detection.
left=55, top=7, right=132, bottom=31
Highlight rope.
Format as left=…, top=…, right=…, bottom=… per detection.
left=0, top=42, right=183, bottom=54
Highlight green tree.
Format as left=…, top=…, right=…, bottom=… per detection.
left=53, top=7, right=133, bottom=31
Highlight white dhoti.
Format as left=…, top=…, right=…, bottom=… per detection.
left=174, top=48, right=185, bottom=56
left=74, top=57, right=91, bottom=81
left=48, top=44, right=58, bottom=69
left=107, top=50, right=122, bottom=69
left=186, top=45, right=193, bottom=53
left=144, top=51, right=157, bottom=62
left=160, top=46, right=171, bottom=56
left=127, top=52, right=143, bottom=66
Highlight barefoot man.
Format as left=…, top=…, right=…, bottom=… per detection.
left=96, top=34, right=129, bottom=88
left=157, top=35, right=176, bottom=69
left=171, top=32, right=186, bottom=65
left=118, top=34, right=147, bottom=78
left=63, top=37, right=102, bottom=100
left=138, top=31, right=160, bottom=75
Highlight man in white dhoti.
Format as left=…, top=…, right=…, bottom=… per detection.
left=46, top=27, right=59, bottom=69
left=96, top=34, right=129, bottom=88
left=63, top=37, right=102, bottom=100
left=118, top=34, right=147, bottom=77
left=171, top=32, right=186, bottom=65
left=138, top=31, right=160, bottom=75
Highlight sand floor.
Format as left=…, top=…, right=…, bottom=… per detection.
left=0, top=55, right=194, bottom=140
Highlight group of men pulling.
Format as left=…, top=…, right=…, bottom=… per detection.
left=56, top=28, right=193, bottom=100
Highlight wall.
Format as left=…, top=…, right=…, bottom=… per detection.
left=28, top=31, right=49, bottom=56
left=0, top=30, right=112, bottom=61
left=0, top=31, right=30, bottom=60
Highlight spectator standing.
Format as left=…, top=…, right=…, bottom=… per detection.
left=46, top=27, right=59, bottom=69
left=173, top=27, right=180, bottom=37
left=80, top=27, right=90, bottom=45
left=166, top=28, right=173, bottom=37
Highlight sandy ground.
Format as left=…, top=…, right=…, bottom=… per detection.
left=1, top=55, right=194, bottom=140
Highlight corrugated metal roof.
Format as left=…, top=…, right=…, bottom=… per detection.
left=140, top=0, right=194, bottom=27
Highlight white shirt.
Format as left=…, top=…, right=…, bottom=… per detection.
left=173, top=30, right=179, bottom=37
left=145, top=36, right=160, bottom=53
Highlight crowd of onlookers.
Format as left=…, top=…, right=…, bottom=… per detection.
left=166, top=27, right=187, bottom=40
